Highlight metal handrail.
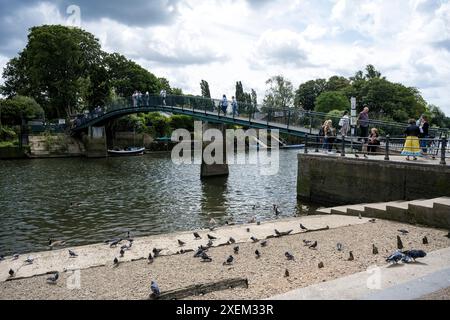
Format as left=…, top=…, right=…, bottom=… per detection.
left=71, top=94, right=449, bottom=138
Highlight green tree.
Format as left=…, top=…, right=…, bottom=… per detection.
left=1, top=25, right=106, bottom=118
left=263, top=75, right=294, bottom=110
left=200, top=80, right=211, bottom=98
left=251, top=89, right=258, bottom=108
left=325, top=76, right=350, bottom=92
left=315, top=91, right=349, bottom=114
left=294, top=79, right=326, bottom=110
left=105, top=52, right=159, bottom=99
left=0, top=96, right=44, bottom=125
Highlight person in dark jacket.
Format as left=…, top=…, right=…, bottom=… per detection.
left=401, top=119, right=421, bottom=160
left=419, top=115, right=429, bottom=154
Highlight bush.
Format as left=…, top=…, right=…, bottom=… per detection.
left=0, top=126, right=17, bottom=141
left=170, top=115, right=194, bottom=132
left=0, top=96, right=44, bottom=125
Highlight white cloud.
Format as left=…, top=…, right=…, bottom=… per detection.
left=1, top=0, right=450, bottom=115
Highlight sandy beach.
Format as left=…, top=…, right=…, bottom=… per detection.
left=1, top=218, right=449, bottom=300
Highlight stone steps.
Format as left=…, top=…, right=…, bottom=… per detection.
left=317, top=197, right=450, bottom=228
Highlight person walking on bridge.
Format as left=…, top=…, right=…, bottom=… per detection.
left=221, top=95, right=228, bottom=115
left=160, top=89, right=167, bottom=106
left=231, top=96, right=238, bottom=117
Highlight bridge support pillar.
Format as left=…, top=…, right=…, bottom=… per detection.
left=84, top=126, right=107, bottom=158
left=200, top=122, right=229, bottom=178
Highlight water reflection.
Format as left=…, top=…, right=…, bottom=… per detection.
left=0, top=150, right=319, bottom=254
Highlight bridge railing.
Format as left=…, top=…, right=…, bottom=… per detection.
left=302, top=133, right=449, bottom=165
left=72, top=94, right=449, bottom=138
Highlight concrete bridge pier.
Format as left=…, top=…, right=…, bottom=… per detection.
left=200, top=122, right=229, bottom=178
left=84, top=126, right=107, bottom=158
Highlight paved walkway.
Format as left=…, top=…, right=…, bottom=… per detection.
left=269, top=247, right=450, bottom=300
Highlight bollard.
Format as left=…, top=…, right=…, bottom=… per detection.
left=341, top=136, right=346, bottom=157
left=384, top=135, right=390, bottom=161
left=440, top=136, right=447, bottom=165
left=304, top=134, right=309, bottom=154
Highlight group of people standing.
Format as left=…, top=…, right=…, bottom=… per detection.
left=320, top=106, right=431, bottom=160
left=132, top=91, right=150, bottom=107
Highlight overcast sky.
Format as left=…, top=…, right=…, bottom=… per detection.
left=0, top=0, right=449, bottom=115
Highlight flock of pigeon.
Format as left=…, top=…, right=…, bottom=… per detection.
left=2, top=213, right=450, bottom=298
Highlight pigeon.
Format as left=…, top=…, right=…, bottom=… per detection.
left=178, top=239, right=186, bottom=247
left=275, top=229, right=281, bottom=236
left=228, top=237, right=236, bottom=244
left=121, top=243, right=132, bottom=251
left=193, top=232, right=201, bottom=240
left=151, top=280, right=161, bottom=296
left=261, top=240, right=268, bottom=247
left=47, top=272, right=59, bottom=284
left=372, top=244, right=379, bottom=255
left=300, top=223, right=307, bottom=230
left=422, top=236, right=428, bottom=245
left=120, top=249, right=125, bottom=257
left=69, top=249, right=78, bottom=258
left=397, top=236, right=404, bottom=250
left=386, top=250, right=404, bottom=264
left=207, top=239, right=214, bottom=247
left=273, top=205, right=281, bottom=216
left=303, top=240, right=312, bottom=246
left=309, top=241, right=318, bottom=249
left=368, top=219, right=376, bottom=223
left=109, top=238, right=122, bottom=248
left=24, top=256, right=34, bottom=265
left=0, top=255, right=4, bottom=261
left=358, top=213, right=362, bottom=219
left=207, top=234, right=217, bottom=240
left=223, top=255, right=234, bottom=265
left=285, top=252, right=295, bottom=261
left=402, top=250, right=426, bottom=262
left=148, top=253, right=154, bottom=263
left=348, top=251, right=354, bottom=261
left=246, top=228, right=250, bottom=233
left=255, top=250, right=261, bottom=258
left=49, top=239, right=66, bottom=248
left=318, top=262, right=324, bottom=269
left=233, top=246, right=239, bottom=254
left=355, top=154, right=359, bottom=158
left=257, top=221, right=261, bottom=225
left=152, top=248, right=163, bottom=257
left=336, top=243, right=343, bottom=251
left=12, top=253, right=19, bottom=260
left=8, top=269, right=14, bottom=277
left=201, top=252, right=212, bottom=262
left=250, top=236, right=259, bottom=243
left=284, top=269, right=290, bottom=277
left=113, top=257, right=119, bottom=266
left=398, top=229, right=409, bottom=235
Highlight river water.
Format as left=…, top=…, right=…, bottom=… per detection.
left=0, top=149, right=317, bottom=255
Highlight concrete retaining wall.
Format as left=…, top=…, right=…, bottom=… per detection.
left=28, top=134, right=85, bottom=158
left=297, top=154, right=450, bottom=206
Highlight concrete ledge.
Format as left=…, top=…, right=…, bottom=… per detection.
left=297, top=154, right=450, bottom=206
